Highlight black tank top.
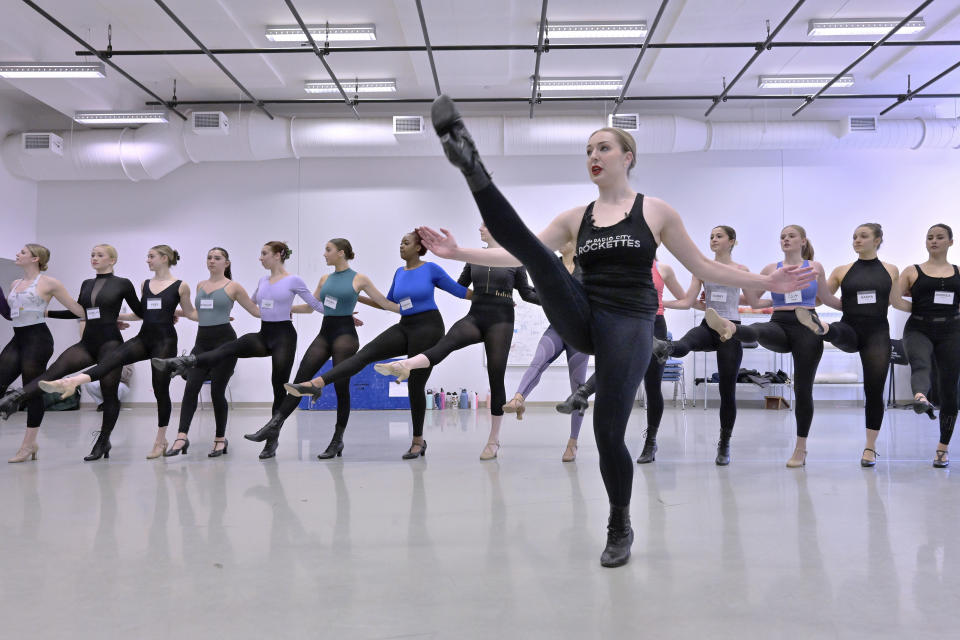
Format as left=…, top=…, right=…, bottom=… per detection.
left=840, top=258, right=891, bottom=319
left=141, top=280, right=182, bottom=324
left=911, top=264, right=960, bottom=317
left=575, top=193, right=658, bottom=315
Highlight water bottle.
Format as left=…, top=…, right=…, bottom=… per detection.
left=459, top=388, right=468, bottom=409
left=425, top=388, right=433, bottom=410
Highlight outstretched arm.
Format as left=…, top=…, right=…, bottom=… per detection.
left=357, top=274, right=401, bottom=313
left=662, top=273, right=701, bottom=310
left=814, top=263, right=842, bottom=311
left=229, top=282, right=261, bottom=318
left=886, top=263, right=911, bottom=313
left=293, top=277, right=326, bottom=314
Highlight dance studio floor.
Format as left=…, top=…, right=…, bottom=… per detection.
left=1, top=401, right=957, bottom=639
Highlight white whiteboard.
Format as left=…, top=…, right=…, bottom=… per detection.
left=486, top=296, right=595, bottom=368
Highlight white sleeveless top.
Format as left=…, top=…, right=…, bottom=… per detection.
left=7, top=275, right=48, bottom=328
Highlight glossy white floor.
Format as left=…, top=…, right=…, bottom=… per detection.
left=1, top=401, right=957, bottom=639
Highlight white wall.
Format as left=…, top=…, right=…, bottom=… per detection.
left=33, top=148, right=960, bottom=406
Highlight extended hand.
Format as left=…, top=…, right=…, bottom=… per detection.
left=416, top=226, right=458, bottom=258
left=353, top=312, right=364, bottom=327
left=768, top=264, right=816, bottom=293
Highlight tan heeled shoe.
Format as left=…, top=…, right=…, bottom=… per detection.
left=479, top=441, right=501, bottom=460
left=786, top=449, right=807, bottom=468
left=38, top=378, right=80, bottom=399
left=373, top=362, right=410, bottom=382
left=502, top=393, right=526, bottom=420
left=8, top=443, right=38, bottom=463
left=562, top=439, right=578, bottom=462
left=146, top=439, right=168, bottom=460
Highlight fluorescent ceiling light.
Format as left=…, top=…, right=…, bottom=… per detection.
left=808, top=18, right=925, bottom=37
left=305, top=79, right=396, bottom=93
left=758, top=74, right=855, bottom=89
left=74, top=110, right=168, bottom=125
left=535, top=77, right=623, bottom=92
left=265, top=24, right=376, bottom=42
left=543, top=21, right=647, bottom=39
left=0, top=61, right=105, bottom=78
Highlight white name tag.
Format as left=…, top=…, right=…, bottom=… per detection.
left=399, top=297, right=413, bottom=311
left=857, top=290, right=877, bottom=304
left=146, top=298, right=162, bottom=310
left=710, top=290, right=727, bottom=303
left=199, top=299, right=214, bottom=310
left=86, top=307, right=101, bottom=320
left=934, top=291, right=955, bottom=305
left=324, top=295, right=338, bottom=309
left=261, top=299, right=274, bottom=310
left=784, top=291, right=803, bottom=304
left=10, top=308, right=20, bottom=319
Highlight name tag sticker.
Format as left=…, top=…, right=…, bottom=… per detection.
left=784, top=290, right=803, bottom=304
left=934, top=291, right=956, bottom=305
left=147, top=298, right=162, bottom=310
left=324, top=296, right=338, bottom=309
left=86, top=307, right=101, bottom=320
left=261, top=299, right=274, bottom=310
left=857, top=290, right=877, bottom=304
left=199, top=299, right=214, bottom=310
left=710, top=291, right=727, bottom=303
left=399, top=298, right=413, bottom=310
left=10, top=308, right=20, bottom=319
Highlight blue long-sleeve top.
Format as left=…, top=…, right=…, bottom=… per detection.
left=387, top=262, right=468, bottom=315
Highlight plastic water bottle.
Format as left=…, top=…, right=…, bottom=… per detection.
left=425, top=389, right=433, bottom=410
left=459, top=388, right=468, bottom=409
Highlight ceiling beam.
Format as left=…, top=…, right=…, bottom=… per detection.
left=613, top=0, right=671, bottom=116
left=528, top=0, right=549, bottom=118
left=414, top=0, right=441, bottom=96
left=880, top=59, right=960, bottom=115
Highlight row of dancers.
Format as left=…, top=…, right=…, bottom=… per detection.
left=2, top=95, right=957, bottom=567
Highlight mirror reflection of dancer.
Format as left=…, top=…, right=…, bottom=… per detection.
left=165, top=247, right=260, bottom=457
left=897, top=224, right=960, bottom=467
left=244, top=238, right=399, bottom=460
left=420, top=95, right=814, bottom=567
left=281, top=231, right=468, bottom=460
left=41, top=245, right=195, bottom=460
left=0, top=244, right=85, bottom=462
left=795, top=224, right=910, bottom=467
left=374, top=223, right=538, bottom=461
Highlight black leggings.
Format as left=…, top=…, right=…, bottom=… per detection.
left=472, top=184, right=654, bottom=508
left=422, top=298, right=513, bottom=416
left=21, top=325, right=124, bottom=431
left=904, top=316, right=960, bottom=445
left=275, top=316, right=359, bottom=428
left=823, top=317, right=890, bottom=431
left=196, top=321, right=297, bottom=414
left=671, top=319, right=744, bottom=435
left=84, top=324, right=178, bottom=427
left=735, top=311, right=822, bottom=438
left=0, top=324, right=54, bottom=428
left=178, top=324, right=237, bottom=437
left=320, top=310, right=445, bottom=437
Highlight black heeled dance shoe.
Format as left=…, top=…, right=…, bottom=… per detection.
left=245, top=415, right=283, bottom=443
left=208, top=439, right=229, bottom=458
left=402, top=440, right=427, bottom=460
left=151, top=354, right=197, bottom=379
left=163, top=437, right=190, bottom=457
left=317, top=438, right=344, bottom=460
left=283, top=382, right=323, bottom=399
left=556, top=385, right=590, bottom=416
left=84, top=431, right=112, bottom=462
left=430, top=95, right=491, bottom=192
left=0, top=388, right=25, bottom=420
left=600, top=504, right=634, bottom=568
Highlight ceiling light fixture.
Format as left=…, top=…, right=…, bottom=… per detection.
left=0, top=61, right=105, bottom=78
left=543, top=21, right=647, bottom=39
left=535, top=77, right=624, bottom=92
left=807, top=18, right=925, bottom=37
left=266, top=24, right=376, bottom=42
left=305, top=79, right=396, bottom=93
left=758, top=74, right=855, bottom=89
left=74, top=110, right=169, bottom=125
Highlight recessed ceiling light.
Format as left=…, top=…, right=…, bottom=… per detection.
left=74, top=110, right=168, bottom=125
left=543, top=21, right=647, bottom=39
left=808, top=18, right=925, bottom=37
left=758, top=74, right=855, bottom=89
left=0, top=61, right=105, bottom=78
left=535, top=77, right=624, bottom=92
left=305, top=79, right=396, bottom=93
left=266, top=24, right=376, bottom=42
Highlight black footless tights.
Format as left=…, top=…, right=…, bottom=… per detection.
left=471, top=183, right=654, bottom=508
left=734, top=311, right=822, bottom=438
left=422, top=299, right=513, bottom=416
left=195, top=321, right=297, bottom=414
left=275, top=316, right=359, bottom=428
left=178, top=324, right=237, bottom=438
left=319, top=310, right=445, bottom=438
left=0, top=324, right=54, bottom=428
left=904, top=316, right=960, bottom=445
left=670, top=319, right=744, bottom=435
left=84, top=324, right=178, bottom=427
left=823, top=317, right=890, bottom=431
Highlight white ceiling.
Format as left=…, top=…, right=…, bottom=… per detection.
left=2, top=0, right=959, bottom=124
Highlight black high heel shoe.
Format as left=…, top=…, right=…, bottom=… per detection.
left=636, top=438, right=657, bottom=464
left=0, top=388, right=25, bottom=420
left=163, top=437, right=190, bottom=457
left=84, top=432, right=112, bottom=462
left=651, top=338, right=672, bottom=365
left=913, top=396, right=937, bottom=420
left=600, top=504, right=634, bottom=568
left=245, top=415, right=283, bottom=443
left=259, top=437, right=279, bottom=460
left=556, top=385, right=590, bottom=416
left=430, top=95, right=491, bottom=192
left=402, top=439, right=427, bottom=460
left=151, top=354, right=197, bottom=379
left=283, top=382, right=323, bottom=399
left=208, top=439, right=228, bottom=458
left=317, top=438, right=344, bottom=459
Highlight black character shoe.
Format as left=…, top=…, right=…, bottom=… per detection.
left=151, top=354, right=197, bottom=379
left=600, top=504, right=634, bottom=568
left=652, top=338, right=672, bottom=365
left=283, top=382, right=323, bottom=399
left=715, top=439, right=731, bottom=466
left=84, top=431, right=112, bottom=462
left=430, top=95, right=491, bottom=192
left=0, top=388, right=26, bottom=420
left=860, top=447, right=878, bottom=468
left=636, top=438, right=657, bottom=464
left=163, top=437, right=190, bottom=457
left=402, top=439, right=427, bottom=460
left=259, top=437, right=279, bottom=460
left=317, top=438, right=344, bottom=460
left=208, top=439, right=229, bottom=458
left=913, top=395, right=937, bottom=420
left=245, top=415, right=283, bottom=443
left=556, top=385, right=590, bottom=416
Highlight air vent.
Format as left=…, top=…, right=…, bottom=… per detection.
left=22, top=132, right=63, bottom=155
left=393, top=115, right=424, bottom=135
left=192, top=111, right=229, bottom=135
left=847, top=116, right=877, bottom=133
left=608, top=113, right=639, bottom=131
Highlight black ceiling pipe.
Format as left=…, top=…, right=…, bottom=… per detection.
left=613, top=0, right=671, bottom=116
